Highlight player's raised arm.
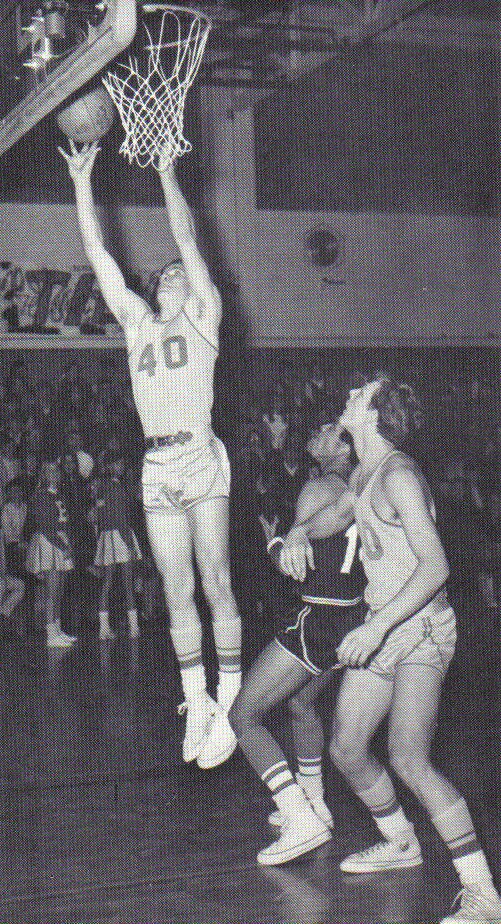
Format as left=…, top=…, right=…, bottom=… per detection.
left=157, top=159, right=222, bottom=325
left=59, top=141, right=147, bottom=327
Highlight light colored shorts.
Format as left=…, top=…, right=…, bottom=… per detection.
left=94, top=529, right=142, bottom=567
left=26, top=533, right=74, bottom=574
left=368, top=605, right=457, bottom=680
left=142, top=434, right=231, bottom=514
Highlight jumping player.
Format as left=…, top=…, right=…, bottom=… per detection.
left=229, top=421, right=366, bottom=865
left=60, top=141, right=241, bottom=767
left=280, top=375, right=501, bottom=924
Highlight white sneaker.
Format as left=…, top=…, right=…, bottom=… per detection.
left=196, top=705, right=238, bottom=769
left=340, top=837, right=423, bottom=873
left=269, top=799, right=334, bottom=830
left=178, top=693, right=217, bottom=762
left=47, top=624, right=77, bottom=648
left=440, top=887, right=501, bottom=923
left=257, top=807, right=332, bottom=866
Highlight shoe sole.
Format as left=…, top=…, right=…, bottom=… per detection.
left=257, top=829, right=332, bottom=866
left=197, top=738, right=238, bottom=769
left=340, top=855, right=423, bottom=874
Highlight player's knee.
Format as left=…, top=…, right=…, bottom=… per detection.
left=161, top=572, right=195, bottom=611
left=329, top=733, right=366, bottom=776
left=200, top=562, right=233, bottom=607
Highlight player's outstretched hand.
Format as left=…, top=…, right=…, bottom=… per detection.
left=279, top=525, right=314, bottom=582
left=58, top=140, right=101, bottom=183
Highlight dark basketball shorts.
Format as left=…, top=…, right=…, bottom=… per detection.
left=274, top=597, right=366, bottom=675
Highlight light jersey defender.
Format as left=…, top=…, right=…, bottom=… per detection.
left=279, top=376, right=501, bottom=924
left=354, top=450, right=456, bottom=679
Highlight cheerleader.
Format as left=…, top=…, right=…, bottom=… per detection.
left=93, top=449, right=141, bottom=640
left=25, top=458, right=77, bottom=647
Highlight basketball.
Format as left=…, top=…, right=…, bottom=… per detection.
left=56, top=86, right=115, bottom=143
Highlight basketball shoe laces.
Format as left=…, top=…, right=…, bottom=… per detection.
left=353, top=840, right=411, bottom=859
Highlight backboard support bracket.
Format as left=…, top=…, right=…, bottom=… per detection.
left=0, top=0, right=136, bottom=157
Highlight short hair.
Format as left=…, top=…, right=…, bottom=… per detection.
left=369, top=374, right=423, bottom=447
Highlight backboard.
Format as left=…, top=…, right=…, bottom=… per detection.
left=0, top=0, right=136, bottom=157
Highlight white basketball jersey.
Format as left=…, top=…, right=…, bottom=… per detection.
left=354, top=451, right=436, bottom=611
left=125, top=303, right=218, bottom=439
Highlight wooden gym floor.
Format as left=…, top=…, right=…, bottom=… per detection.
left=0, top=586, right=498, bottom=924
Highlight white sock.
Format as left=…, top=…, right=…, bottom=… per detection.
left=296, top=767, right=324, bottom=804
left=180, top=664, right=207, bottom=701
left=217, top=671, right=241, bottom=709
left=273, top=782, right=311, bottom=817
left=453, top=851, right=498, bottom=895
left=127, top=608, right=139, bottom=634
left=376, top=810, right=416, bottom=845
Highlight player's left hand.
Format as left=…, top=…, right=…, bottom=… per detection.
left=58, top=140, right=101, bottom=183
left=336, top=619, right=387, bottom=668
left=279, top=525, right=314, bottom=582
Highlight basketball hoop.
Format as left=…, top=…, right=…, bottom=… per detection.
left=103, top=4, right=211, bottom=169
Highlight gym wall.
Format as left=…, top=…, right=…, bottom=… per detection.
left=0, top=39, right=499, bottom=346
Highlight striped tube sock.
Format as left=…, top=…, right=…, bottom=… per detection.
left=170, top=623, right=204, bottom=671
left=212, top=615, right=242, bottom=678
left=99, top=611, right=112, bottom=634
left=216, top=670, right=242, bottom=710
left=127, top=608, right=139, bottom=636
left=357, top=771, right=415, bottom=843
left=262, top=761, right=310, bottom=814
left=180, top=664, right=207, bottom=700
left=432, top=798, right=496, bottom=893
left=297, top=759, right=324, bottom=803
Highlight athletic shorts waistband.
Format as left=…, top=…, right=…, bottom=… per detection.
left=301, top=595, right=363, bottom=607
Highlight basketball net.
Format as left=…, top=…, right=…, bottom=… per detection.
left=103, top=4, right=210, bottom=169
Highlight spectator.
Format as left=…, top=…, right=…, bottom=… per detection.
left=91, top=448, right=142, bottom=640
left=0, top=530, right=25, bottom=633
left=1, top=478, right=28, bottom=579
left=0, top=436, right=20, bottom=504
left=25, top=458, right=77, bottom=648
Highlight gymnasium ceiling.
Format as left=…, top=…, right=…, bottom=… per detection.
left=195, top=0, right=499, bottom=109
left=0, top=1, right=498, bottom=111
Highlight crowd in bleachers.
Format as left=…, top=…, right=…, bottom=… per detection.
left=0, top=353, right=500, bottom=646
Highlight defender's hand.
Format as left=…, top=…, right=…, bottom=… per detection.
left=58, top=140, right=101, bottom=183
left=279, top=525, right=314, bottom=582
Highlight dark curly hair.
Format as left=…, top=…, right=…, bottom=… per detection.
left=368, top=374, right=423, bottom=447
